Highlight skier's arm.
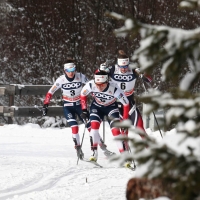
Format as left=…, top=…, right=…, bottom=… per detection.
left=134, top=68, right=152, bottom=83
left=80, top=83, right=91, bottom=110
left=80, top=82, right=92, bottom=122
left=114, top=87, right=129, bottom=120
left=43, top=78, right=61, bottom=116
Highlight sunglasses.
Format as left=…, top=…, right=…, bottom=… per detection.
left=118, top=65, right=129, bottom=69
left=65, top=67, right=76, bottom=72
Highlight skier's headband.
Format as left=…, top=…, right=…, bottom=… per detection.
left=117, top=58, right=129, bottom=66
left=94, top=75, right=108, bottom=84
left=64, top=63, right=76, bottom=72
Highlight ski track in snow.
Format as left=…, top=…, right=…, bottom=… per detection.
left=0, top=124, right=134, bottom=200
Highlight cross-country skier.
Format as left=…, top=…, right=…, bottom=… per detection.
left=98, top=50, right=152, bottom=150
left=42, top=59, right=113, bottom=160
left=80, top=71, right=130, bottom=165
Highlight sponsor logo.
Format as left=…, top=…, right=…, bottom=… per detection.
left=93, top=92, right=114, bottom=100
left=91, top=109, right=97, bottom=113
left=117, top=93, right=124, bottom=99
left=62, top=82, right=81, bottom=89
left=64, top=103, right=73, bottom=106
left=67, top=113, right=73, bottom=118
left=117, top=93, right=128, bottom=104
left=113, top=74, right=133, bottom=81
left=82, top=89, right=89, bottom=95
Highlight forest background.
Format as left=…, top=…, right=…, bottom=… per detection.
left=0, top=0, right=200, bottom=124
left=1, top=1, right=200, bottom=199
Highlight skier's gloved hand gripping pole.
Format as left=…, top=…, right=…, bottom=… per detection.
left=42, top=104, right=48, bottom=116
left=80, top=109, right=89, bottom=124
left=137, top=68, right=163, bottom=138
left=42, top=92, right=52, bottom=116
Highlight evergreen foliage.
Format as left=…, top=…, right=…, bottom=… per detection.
left=111, top=1, right=200, bottom=199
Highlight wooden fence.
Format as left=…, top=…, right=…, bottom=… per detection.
left=0, top=84, right=64, bottom=124
left=0, top=84, right=164, bottom=131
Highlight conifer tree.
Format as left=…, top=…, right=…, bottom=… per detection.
left=108, top=1, right=200, bottom=199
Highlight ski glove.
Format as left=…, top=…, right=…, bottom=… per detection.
left=100, top=63, right=110, bottom=73
left=42, top=104, right=48, bottom=116
left=80, top=109, right=89, bottom=123
left=135, top=68, right=143, bottom=78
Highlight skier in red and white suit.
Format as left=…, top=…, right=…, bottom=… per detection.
left=80, top=71, right=129, bottom=161
left=99, top=50, right=152, bottom=148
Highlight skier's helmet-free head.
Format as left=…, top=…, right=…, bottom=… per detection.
left=64, top=63, right=76, bottom=73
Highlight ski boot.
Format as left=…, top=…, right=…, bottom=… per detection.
left=75, top=145, right=84, bottom=160
left=89, top=148, right=98, bottom=162
left=124, top=161, right=131, bottom=168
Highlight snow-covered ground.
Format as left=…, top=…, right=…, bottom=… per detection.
left=0, top=122, right=187, bottom=200
left=0, top=122, right=137, bottom=200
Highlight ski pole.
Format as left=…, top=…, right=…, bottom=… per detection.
left=77, top=123, right=87, bottom=165
left=122, top=128, right=136, bottom=169
left=141, top=77, right=163, bottom=138
left=34, top=105, right=42, bottom=112
left=103, top=119, right=105, bottom=142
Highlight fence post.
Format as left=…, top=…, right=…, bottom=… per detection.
left=7, top=95, right=14, bottom=124
left=143, top=103, right=164, bottom=131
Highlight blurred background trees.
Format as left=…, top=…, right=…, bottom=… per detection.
left=1, top=0, right=200, bottom=83
left=0, top=0, right=200, bottom=124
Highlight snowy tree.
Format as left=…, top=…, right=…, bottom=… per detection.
left=108, top=1, right=200, bottom=199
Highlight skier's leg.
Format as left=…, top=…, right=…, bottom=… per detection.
left=130, top=107, right=148, bottom=138
left=108, top=108, right=125, bottom=153
left=63, top=105, right=84, bottom=159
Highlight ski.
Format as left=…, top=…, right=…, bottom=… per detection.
left=81, top=158, right=103, bottom=168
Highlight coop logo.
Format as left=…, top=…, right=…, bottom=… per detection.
left=114, top=75, right=133, bottom=81
left=94, top=93, right=114, bottom=100
left=62, top=82, right=81, bottom=89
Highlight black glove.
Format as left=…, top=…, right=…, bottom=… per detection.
left=80, top=109, right=89, bottom=123
left=42, top=104, right=48, bottom=116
